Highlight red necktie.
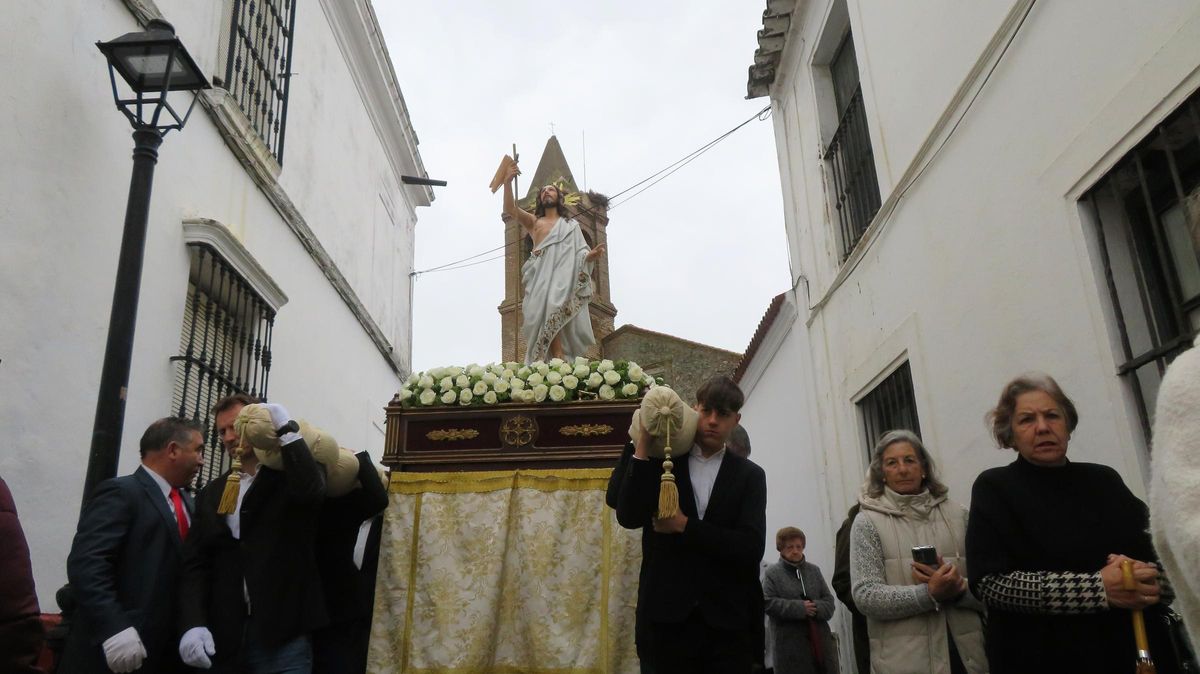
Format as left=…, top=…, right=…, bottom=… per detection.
left=170, top=488, right=189, bottom=541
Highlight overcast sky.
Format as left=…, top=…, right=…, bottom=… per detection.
left=376, top=2, right=790, bottom=372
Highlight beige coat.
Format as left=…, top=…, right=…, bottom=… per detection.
left=854, top=488, right=988, bottom=674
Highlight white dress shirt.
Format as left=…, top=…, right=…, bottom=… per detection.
left=688, top=444, right=725, bottom=520
left=225, top=469, right=257, bottom=540
left=143, top=463, right=190, bottom=525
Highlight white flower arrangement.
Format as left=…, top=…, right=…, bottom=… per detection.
left=399, top=359, right=661, bottom=408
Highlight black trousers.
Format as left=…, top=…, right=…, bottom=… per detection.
left=651, top=610, right=752, bottom=674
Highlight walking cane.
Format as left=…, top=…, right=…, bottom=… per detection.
left=1121, top=559, right=1157, bottom=674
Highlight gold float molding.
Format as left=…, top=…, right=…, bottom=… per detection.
left=426, top=428, right=480, bottom=442
left=560, top=423, right=613, bottom=437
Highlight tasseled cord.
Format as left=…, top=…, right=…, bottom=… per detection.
left=216, top=423, right=249, bottom=515
left=657, top=415, right=680, bottom=519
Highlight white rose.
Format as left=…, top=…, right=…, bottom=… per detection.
left=399, top=387, right=414, bottom=401
left=563, top=375, right=579, bottom=390
left=468, top=365, right=484, bottom=377
left=517, top=366, right=532, bottom=379
left=459, top=388, right=473, bottom=405
left=448, top=366, right=463, bottom=377
left=557, top=363, right=573, bottom=376
left=627, top=364, right=643, bottom=382
left=439, top=376, right=454, bottom=391
left=573, top=364, right=590, bottom=379
left=599, top=384, right=616, bottom=400
left=549, top=385, right=566, bottom=402
left=490, top=363, right=506, bottom=376
left=574, top=356, right=590, bottom=368
left=482, top=372, right=498, bottom=386
left=455, top=374, right=470, bottom=388
left=536, top=363, right=550, bottom=376
left=533, top=384, right=549, bottom=402
left=622, top=383, right=639, bottom=397
left=406, top=373, right=419, bottom=386
left=503, top=368, right=515, bottom=379
left=418, top=374, right=434, bottom=389
left=428, top=367, right=444, bottom=379
left=484, top=391, right=498, bottom=405
left=548, top=357, right=565, bottom=368
left=419, top=389, right=436, bottom=406
left=527, top=372, right=544, bottom=387
left=603, top=369, right=621, bottom=386
left=521, top=389, right=537, bottom=403
left=587, top=372, right=603, bottom=389
left=597, top=359, right=615, bottom=373
left=511, top=378, right=526, bottom=391
left=473, top=381, right=488, bottom=396
left=494, top=380, right=510, bottom=394
left=440, top=390, right=456, bottom=405
left=546, top=371, right=562, bottom=385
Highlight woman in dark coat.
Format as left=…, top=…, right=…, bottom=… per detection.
left=763, top=527, right=835, bottom=674
left=966, top=372, right=1179, bottom=674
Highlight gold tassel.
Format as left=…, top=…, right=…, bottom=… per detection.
left=657, top=417, right=680, bottom=519
left=216, top=439, right=245, bottom=515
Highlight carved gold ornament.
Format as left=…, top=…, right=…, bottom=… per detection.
left=500, top=415, right=538, bottom=447
left=426, top=428, right=480, bottom=442
left=560, top=424, right=613, bottom=437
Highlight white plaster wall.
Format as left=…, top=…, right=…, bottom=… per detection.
left=0, top=0, right=419, bottom=609
left=763, top=0, right=1200, bottom=503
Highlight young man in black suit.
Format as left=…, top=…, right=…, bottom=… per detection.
left=616, top=376, right=767, bottom=674
left=62, top=416, right=205, bottom=673
left=178, top=394, right=327, bottom=673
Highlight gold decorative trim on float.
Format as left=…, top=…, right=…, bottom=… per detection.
left=560, top=423, right=613, bottom=437
left=388, top=468, right=612, bottom=494
left=499, top=415, right=538, bottom=448
left=425, top=428, right=479, bottom=442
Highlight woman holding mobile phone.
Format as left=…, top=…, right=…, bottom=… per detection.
left=850, top=430, right=988, bottom=674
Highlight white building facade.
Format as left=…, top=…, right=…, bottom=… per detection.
left=0, top=0, right=431, bottom=609
left=740, top=0, right=1200, bottom=668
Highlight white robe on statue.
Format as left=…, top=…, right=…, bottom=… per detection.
left=521, top=217, right=595, bottom=364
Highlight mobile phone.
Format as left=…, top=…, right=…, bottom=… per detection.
left=912, top=545, right=938, bottom=566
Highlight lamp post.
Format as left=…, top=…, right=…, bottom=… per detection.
left=83, top=19, right=210, bottom=505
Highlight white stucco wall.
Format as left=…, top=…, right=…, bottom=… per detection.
left=748, top=1, right=1200, bottom=669
left=0, top=0, right=423, bottom=609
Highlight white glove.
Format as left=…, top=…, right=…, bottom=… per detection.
left=102, top=626, right=146, bottom=673
left=263, top=402, right=292, bottom=429
left=263, top=403, right=302, bottom=445
left=179, top=626, right=216, bottom=669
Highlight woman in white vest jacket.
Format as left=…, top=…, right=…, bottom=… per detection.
left=850, top=430, right=988, bottom=674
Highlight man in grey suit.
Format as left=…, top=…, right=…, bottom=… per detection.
left=62, top=417, right=205, bottom=673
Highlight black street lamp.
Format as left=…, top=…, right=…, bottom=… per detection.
left=83, top=19, right=210, bottom=505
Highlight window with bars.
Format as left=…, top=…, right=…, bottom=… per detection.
left=220, top=0, right=298, bottom=164
left=858, top=361, right=921, bottom=463
left=171, top=244, right=276, bottom=490
left=1085, top=89, right=1200, bottom=444
left=823, top=32, right=882, bottom=261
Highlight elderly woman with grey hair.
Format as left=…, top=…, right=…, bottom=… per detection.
left=850, top=430, right=988, bottom=674
left=966, top=373, right=1177, bottom=674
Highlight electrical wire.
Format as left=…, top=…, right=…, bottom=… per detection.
left=412, top=105, right=771, bottom=277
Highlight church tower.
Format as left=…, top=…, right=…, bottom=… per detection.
left=499, top=136, right=617, bottom=362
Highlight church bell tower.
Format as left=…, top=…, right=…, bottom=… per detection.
left=498, top=136, right=617, bottom=362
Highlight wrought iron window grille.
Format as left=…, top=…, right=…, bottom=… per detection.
left=858, top=361, right=922, bottom=463
left=1085, top=91, right=1200, bottom=444
left=824, top=85, right=882, bottom=262
left=170, top=244, right=276, bottom=491
left=221, top=0, right=297, bottom=164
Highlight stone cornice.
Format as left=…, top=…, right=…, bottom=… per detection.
left=319, top=0, right=433, bottom=209
left=181, top=218, right=289, bottom=312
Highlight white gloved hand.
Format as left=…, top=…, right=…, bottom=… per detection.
left=179, top=626, right=216, bottom=669
left=102, top=626, right=146, bottom=673
left=263, top=402, right=292, bottom=430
